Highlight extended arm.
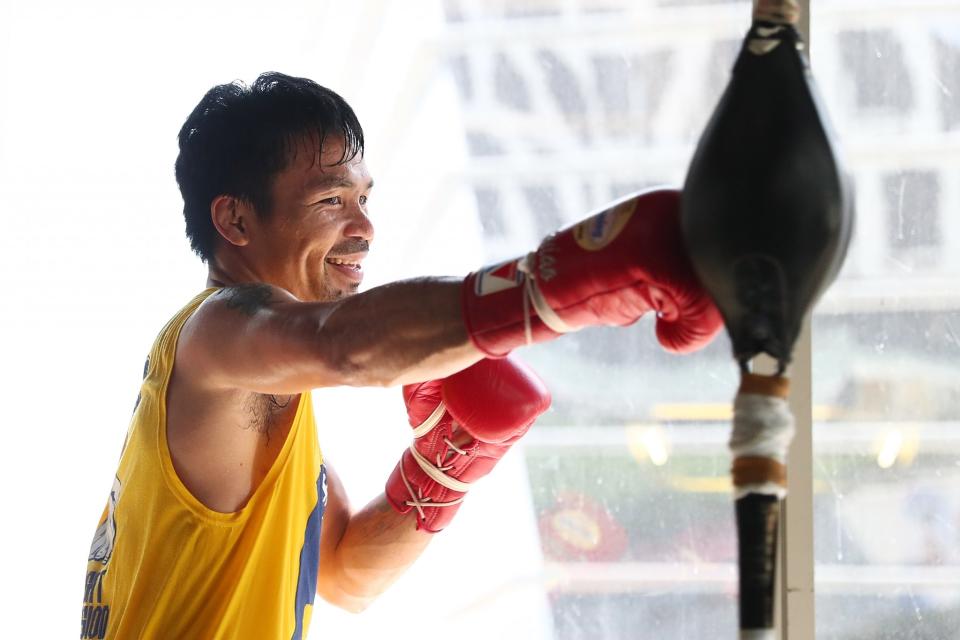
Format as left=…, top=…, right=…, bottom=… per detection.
left=178, top=188, right=721, bottom=396
left=177, top=277, right=483, bottom=394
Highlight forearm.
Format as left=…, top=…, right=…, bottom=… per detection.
left=316, top=357, right=552, bottom=612
left=189, top=189, right=718, bottom=395
left=320, top=494, right=431, bottom=612
left=315, top=277, right=482, bottom=387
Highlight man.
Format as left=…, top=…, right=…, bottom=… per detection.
left=81, top=72, right=722, bottom=639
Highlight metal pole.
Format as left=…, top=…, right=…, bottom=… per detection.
left=778, top=1, right=817, bottom=636
left=782, top=316, right=815, bottom=640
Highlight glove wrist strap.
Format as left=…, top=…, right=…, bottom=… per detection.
left=518, top=252, right=575, bottom=337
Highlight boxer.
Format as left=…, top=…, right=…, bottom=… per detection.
left=80, top=71, right=721, bottom=639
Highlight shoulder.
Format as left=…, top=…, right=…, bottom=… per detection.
left=182, top=283, right=301, bottom=347
left=200, top=283, right=299, bottom=318
left=173, top=282, right=321, bottom=393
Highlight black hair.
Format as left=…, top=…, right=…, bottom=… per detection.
left=174, top=72, right=364, bottom=262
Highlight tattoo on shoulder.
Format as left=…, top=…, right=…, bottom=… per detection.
left=221, top=283, right=273, bottom=317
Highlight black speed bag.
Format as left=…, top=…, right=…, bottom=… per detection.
left=682, top=22, right=854, bottom=370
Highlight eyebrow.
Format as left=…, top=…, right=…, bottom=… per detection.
left=306, top=176, right=375, bottom=192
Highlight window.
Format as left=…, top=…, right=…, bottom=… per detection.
left=14, top=0, right=954, bottom=637
left=813, top=3, right=960, bottom=638
left=883, top=170, right=941, bottom=259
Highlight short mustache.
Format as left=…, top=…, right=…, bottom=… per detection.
left=327, top=240, right=370, bottom=257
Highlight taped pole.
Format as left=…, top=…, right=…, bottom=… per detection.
left=731, top=370, right=794, bottom=639
left=680, top=0, right=853, bottom=634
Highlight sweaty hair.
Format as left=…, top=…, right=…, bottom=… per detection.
left=174, top=72, right=364, bottom=262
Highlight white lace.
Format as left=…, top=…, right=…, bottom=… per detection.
left=517, top=252, right=574, bottom=344
left=401, top=402, right=471, bottom=521
left=411, top=401, right=447, bottom=438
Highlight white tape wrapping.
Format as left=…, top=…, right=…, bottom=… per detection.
left=730, top=392, right=795, bottom=499
left=753, top=0, right=800, bottom=25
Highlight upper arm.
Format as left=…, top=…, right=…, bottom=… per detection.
left=316, top=461, right=352, bottom=604
left=177, top=278, right=482, bottom=395
left=177, top=284, right=345, bottom=394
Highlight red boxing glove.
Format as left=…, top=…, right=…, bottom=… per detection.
left=462, top=188, right=723, bottom=357
left=385, top=356, right=551, bottom=533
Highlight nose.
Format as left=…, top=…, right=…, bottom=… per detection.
left=344, top=204, right=374, bottom=243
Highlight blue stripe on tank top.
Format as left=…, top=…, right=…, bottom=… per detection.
left=292, top=465, right=327, bottom=640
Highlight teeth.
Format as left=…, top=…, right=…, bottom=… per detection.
left=326, top=258, right=360, bottom=268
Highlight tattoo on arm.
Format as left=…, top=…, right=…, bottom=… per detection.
left=221, top=283, right=273, bottom=317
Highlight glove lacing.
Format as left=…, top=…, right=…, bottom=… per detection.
left=517, top=251, right=575, bottom=343
left=400, top=400, right=471, bottom=522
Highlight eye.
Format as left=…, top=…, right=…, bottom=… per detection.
left=319, top=196, right=342, bottom=205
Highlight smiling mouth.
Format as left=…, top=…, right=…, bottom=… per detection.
left=326, top=257, right=361, bottom=268
left=325, top=257, right=364, bottom=280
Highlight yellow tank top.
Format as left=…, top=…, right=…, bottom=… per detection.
left=81, top=289, right=326, bottom=640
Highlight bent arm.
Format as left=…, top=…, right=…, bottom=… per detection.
left=316, top=463, right=432, bottom=613
left=178, top=278, right=482, bottom=394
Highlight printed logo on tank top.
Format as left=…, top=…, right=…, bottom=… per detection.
left=88, top=476, right=122, bottom=565
left=82, top=475, right=121, bottom=639
left=81, top=355, right=146, bottom=639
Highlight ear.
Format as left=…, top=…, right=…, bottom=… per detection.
left=210, top=195, right=252, bottom=247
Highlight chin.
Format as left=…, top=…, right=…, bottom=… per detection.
left=312, top=284, right=357, bottom=302
left=332, top=285, right=360, bottom=300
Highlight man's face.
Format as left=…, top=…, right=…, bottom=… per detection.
left=252, top=136, right=374, bottom=302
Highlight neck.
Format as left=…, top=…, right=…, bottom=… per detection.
left=206, top=251, right=268, bottom=290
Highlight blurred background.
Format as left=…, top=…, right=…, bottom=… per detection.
left=0, top=0, right=958, bottom=638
